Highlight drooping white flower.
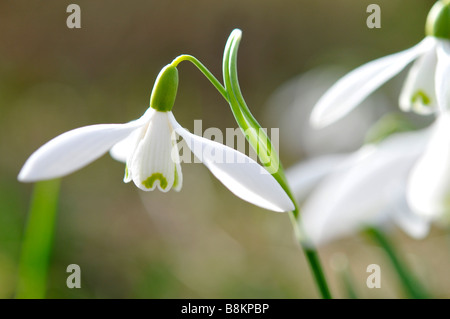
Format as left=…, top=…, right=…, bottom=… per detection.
left=310, top=1, right=450, bottom=128
left=18, top=65, right=294, bottom=213
left=308, top=1, right=450, bottom=227
left=286, top=129, right=432, bottom=246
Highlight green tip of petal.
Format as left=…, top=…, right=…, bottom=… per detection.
left=142, top=173, right=168, bottom=190
left=411, top=90, right=431, bottom=106
left=173, top=167, right=179, bottom=189
left=426, top=0, right=450, bottom=39
left=150, top=64, right=179, bottom=112
left=125, top=165, right=129, bottom=179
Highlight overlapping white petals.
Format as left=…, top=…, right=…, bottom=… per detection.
left=109, top=129, right=140, bottom=163
left=168, top=113, right=294, bottom=212
left=407, top=112, right=450, bottom=219
left=311, top=37, right=434, bottom=128
left=18, top=120, right=146, bottom=182
left=295, top=130, right=430, bottom=245
left=399, top=44, right=438, bottom=114
left=128, top=111, right=181, bottom=192
left=435, top=40, right=450, bottom=112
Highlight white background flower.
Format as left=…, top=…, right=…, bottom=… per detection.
left=287, top=129, right=432, bottom=245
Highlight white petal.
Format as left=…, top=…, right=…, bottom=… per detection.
left=286, top=154, right=348, bottom=201
left=407, top=112, right=450, bottom=218
left=109, top=129, right=141, bottom=163
left=18, top=121, right=145, bottom=182
left=110, top=107, right=157, bottom=164
left=129, top=111, right=180, bottom=192
left=302, top=129, right=430, bottom=245
left=310, top=37, right=434, bottom=128
left=391, top=196, right=430, bottom=239
left=435, top=40, right=450, bottom=112
left=399, top=41, right=438, bottom=114
left=168, top=113, right=294, bottom=212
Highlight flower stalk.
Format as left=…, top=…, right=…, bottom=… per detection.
left=222, top=29, right=332, bottom=299
left=366, top=227, right=429, bottom=299
left=172, top=29, right=332, bottom=298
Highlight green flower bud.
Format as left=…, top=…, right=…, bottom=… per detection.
left=426, top=0, right=450, bottom=39
left=150, top=64, right=179, bottom=112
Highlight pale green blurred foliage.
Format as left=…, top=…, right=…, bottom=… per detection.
left=1, top=0, right=448, bottom=298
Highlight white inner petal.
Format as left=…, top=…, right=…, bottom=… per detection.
left=129, top=111, right=179, bottom=192
left=399, top=43, right=438, bottom=115
left=435, top=40, right=450, bottom=113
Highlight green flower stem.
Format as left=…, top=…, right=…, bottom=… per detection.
left=16, top=179, right=61, bottom=299
left=171, top=30, right=332, bottom=299
left=171, top=55, right=228, bottom=100
left=303, top=241, right=332, bottom=299
left=290, top=210, right=332, bottom=299
left=224, top=30, right=331, bottom=299
left=366, top=227, right=429, bottom=299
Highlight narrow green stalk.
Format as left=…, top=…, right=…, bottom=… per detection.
left=171, top=54, right=227, bottom=100
left=16, top=179, right=61, bottom=299
left=366, top=227, right=429, bottom=299
left=224, top=29, right=332, bottom=299
left=289, top=210, right=332, bottom=299
left=303, top=244, right=332, bottom=299
left=172, top=30, right=333, bottom=299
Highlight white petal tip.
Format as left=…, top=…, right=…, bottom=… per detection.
left=309, top=116, right=329, bottom=129
left=17, top=163, right=51, bottom=183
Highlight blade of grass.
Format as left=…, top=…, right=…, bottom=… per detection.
left=16, top=179, right=61, bottom=299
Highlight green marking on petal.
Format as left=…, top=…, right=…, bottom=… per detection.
left=411, top=90, right=431, bottom=106
left=173, top=166, right=179, bottom=189
left=125, top=165, right=129, bottom=179
left=142, top=173, right=168, bottom=190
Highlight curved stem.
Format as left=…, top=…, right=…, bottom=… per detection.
left=225, top=30, right=332, bottom=299
left=172, top=34, right=332, bottom=298
left=171, top=55, right=227, bottom=100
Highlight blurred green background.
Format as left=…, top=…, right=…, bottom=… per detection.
left=0, top=0, right=447, bottom=298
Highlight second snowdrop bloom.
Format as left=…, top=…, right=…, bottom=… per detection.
left=311, top=0, right=450, bottom=128
left=18, top=64, right=294, bottom=213
left=287, top=129, right=432, bottom=245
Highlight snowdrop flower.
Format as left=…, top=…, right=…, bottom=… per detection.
left=18, top=64, right=294, bottom=213
left=287, top=129, right=432, bottom=245
left=311, top=0, right=450, bottom=128
left=308, top=0, right=450, bottom=229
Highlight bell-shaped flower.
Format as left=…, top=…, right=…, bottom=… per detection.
left=287, top=129, right=432, bottom=245
left=311, top=0, right=450, bottom=128
left=18, top=65, right=294, bottom=213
